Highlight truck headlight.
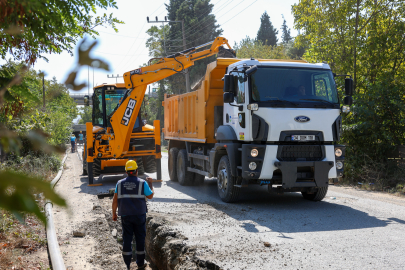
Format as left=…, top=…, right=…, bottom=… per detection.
left=335, top=148, right=343, bottom=157
left=336, top=161, right=343, bottom=170
left=341, top=106, right=350, bottom=113
left=251, top=149, right=259, bottom=157
left=247, top=103, right=259, bottom=111
left=249, top=162, right=257, bottom=170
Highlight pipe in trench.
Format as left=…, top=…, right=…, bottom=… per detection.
left=44, top=149, right=69, bottom=270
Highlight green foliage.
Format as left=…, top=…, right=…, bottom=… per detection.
left=0, top=0, right=123, bottom=64
left=0, top=170, right=66, bottom=224
left=342, top=74, right=405, bottom=181
left=280, top=17, right=292, bottom=44
left=256, top=11, right=278, bottom=46
left=234, top=37, right=288, bottom=59
left=165, top=0, right=223, bottom=94
left=293, top=0, right=405, bottom=185
left=78, top=106, right=92, bottom=124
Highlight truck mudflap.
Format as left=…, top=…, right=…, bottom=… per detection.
left=274, top=161, right=334, bottom=188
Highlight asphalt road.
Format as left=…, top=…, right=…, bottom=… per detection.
left=76, top=149, right=405, bottom=269
left=149, top=153, right=405, bottom=270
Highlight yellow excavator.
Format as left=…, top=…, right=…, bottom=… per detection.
left=83, top=37, right=235, bottom=185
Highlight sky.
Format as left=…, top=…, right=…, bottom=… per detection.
left=2, top=0, right=299, bottom=96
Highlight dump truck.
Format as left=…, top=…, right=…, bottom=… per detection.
left=82, top=38, right=235, bottom=185
left=163, top=58, right=353, bottom=202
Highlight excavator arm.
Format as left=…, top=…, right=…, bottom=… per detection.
left=109, top=37, right=233, bottom=158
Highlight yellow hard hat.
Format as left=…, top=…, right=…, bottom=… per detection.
left=125, top=160, right=138, bottom=171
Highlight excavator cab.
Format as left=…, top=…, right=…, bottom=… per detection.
left=92, top=84, right=142, bottom=131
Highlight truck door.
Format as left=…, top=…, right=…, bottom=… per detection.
left=224, top=72, right=249, bottom=141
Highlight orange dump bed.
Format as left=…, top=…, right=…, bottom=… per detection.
left=163, top=58, right=239, bottom=144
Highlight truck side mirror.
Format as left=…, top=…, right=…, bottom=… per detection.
left=224, top=92, right=234, bottom=103
left=343, top=96, right=353, bottom=106
left=246, top=65, right=258, bottom=76
left=345, top=78, right=354, bottom=96
left=223, top=74, right=235, bottom=93
left=84, top=95, right=90, bottom=106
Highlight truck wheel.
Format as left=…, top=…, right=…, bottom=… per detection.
left=82, top=142, right=88, bottom=175
left=301, top=186, right=328, bottom=201
left=217, top=156, right=240, bottom=203
left=168, top=147, right=179, bottom=181
left=177, top=149, right=194, bottom=186
left=193, top=174, right=205, bottom=186
left=142, top=155, right=157, bottom=173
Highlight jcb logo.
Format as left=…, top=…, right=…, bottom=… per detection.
left=121, top=98, right=137, bottom=126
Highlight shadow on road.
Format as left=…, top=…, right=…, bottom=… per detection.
left=165, top=178, right=402, bottom=234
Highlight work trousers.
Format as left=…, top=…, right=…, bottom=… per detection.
left=121, top=214, right=146, bottom=269
left=70, top=141, right=75, bottom=152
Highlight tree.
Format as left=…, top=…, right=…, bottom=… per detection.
left=0, top=0, right=123, bottom=64
left=164, top=0, right=223, bottom=94
left=78, top=106, right=92, bottom=124
left=280, top=16, right=292, bottom=44
left=292, top=0, right=405, bottom=184
left=256, top=11, right=278, bottom=46
left=0, top=0, right=118, bottom=223
left=234, top=37, right=288, bottom=59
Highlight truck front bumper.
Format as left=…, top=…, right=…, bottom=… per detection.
left=274, top=161, right=334, bottom=188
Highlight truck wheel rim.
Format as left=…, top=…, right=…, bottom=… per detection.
left=218, top=169, right=228, bottom=192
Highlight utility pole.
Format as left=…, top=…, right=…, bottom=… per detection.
left=42, top=75, right=45, bottom=108
left=107, top=74, right=123, bottom=83
left=147, top=16, right=190, bottom=92
left=88, top=66, right=90, bottom=96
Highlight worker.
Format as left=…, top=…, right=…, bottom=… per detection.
left=70, top=134, right=76, bottom=153
left=78, top=131, right=84, bottom=145
left=112, top=160, right=154, bottom=270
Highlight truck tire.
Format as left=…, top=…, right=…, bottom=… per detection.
left=193, top=174, right=205, bottom=186
left=142, top=155, right=157, bottom=173
left=217, top=156, right=240, bottom=203
left=168, top=147, right=179, bottom=181
left=82, top=142, right=88, bottom=175
left=177, top=149, right=194, bottom=186
left=301, top=186, right=328, bottom=201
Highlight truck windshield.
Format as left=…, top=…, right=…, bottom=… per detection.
left=250, top=67, right=339, bottom=108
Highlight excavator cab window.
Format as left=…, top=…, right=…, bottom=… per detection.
left=93, top=86, right=143, bottom=129
left=93, top=88, right=104, bottom=126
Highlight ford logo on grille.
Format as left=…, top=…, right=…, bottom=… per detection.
left=294, top=116, right=310, bottom=123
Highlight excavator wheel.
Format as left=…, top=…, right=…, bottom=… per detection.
left=82, top=141, right=88, bottom=175
left=93, top=158, right=101, bottom=176
left=136, top=157, right=145, bottom=176
left=142, top=155, right=157, bottom=173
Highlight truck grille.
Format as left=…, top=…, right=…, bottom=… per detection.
left=277, top=145, right=324, bottom=161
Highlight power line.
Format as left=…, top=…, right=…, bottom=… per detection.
left=96, top=30, right=149, bottom=39
left=181, top=0, right=253, bottom=48
left=167, top=0, right=232, bottom=43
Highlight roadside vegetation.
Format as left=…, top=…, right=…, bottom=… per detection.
left=293, top=0, right=405, bottom=193
left=0, top=0, right=123, bottom=268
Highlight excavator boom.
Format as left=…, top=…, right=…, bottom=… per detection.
left=109, top=37, right=233, bottom=158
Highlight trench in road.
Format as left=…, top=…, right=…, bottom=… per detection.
left=75, top=148, right=405, bottom=269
